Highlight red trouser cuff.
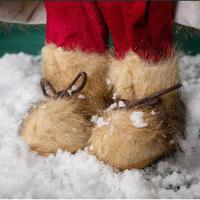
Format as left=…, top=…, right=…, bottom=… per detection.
left=45, top=1, right=108, bottom=54
left=45, top=1, right=174, bottom=62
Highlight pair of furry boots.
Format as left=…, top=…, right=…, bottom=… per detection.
left=20, top=44, right=185, bottom=170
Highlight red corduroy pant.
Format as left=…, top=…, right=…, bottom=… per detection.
left=45, top=1, right=174, bottom=62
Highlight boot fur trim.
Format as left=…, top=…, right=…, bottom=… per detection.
left=42, top=44, right=109, bottom=110
left=108, top=51, right=180, bottom=101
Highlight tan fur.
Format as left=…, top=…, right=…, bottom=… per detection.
left=89, top=105, right=177, bottom=170
left=42, top=44, right=110, bottom=111
left=89, top=52, right=185, bottom=170
left=108, top=51, right=185, bottom=135
left=108, top=51, right=180, bottom=103
left=20, top=45, right=109, bottom=155
left=20, top=97, right=93, bottom=155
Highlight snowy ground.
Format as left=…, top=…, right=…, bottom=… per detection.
left=0, top=53, right=200, bottom=198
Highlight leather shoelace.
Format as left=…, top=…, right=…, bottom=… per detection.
left=40, top=71, right=87, bottom=98
left=114, top=83, right=182, bottom=109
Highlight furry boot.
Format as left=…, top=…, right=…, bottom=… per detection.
left=20, top=45, right=109, bottom=155
left=89, top=52, right=185, bottom=170
left=20, top=72, right=96, bottom=155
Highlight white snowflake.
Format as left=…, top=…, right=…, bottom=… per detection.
left=118, top=100, right=126, bottom=108
left=78, top=94, right=85, bottom=99
left=130, top=111, right=148, bottom=128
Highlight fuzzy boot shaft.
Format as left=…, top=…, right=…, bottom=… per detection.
left=42, top=44, right=109, bottom=112
left=89, top=53, right=185, bottom=170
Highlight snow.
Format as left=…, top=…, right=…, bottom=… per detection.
left=107, top=101, right=126, bottom=111
left=66, top=85, right=78, bottom=96
left=130, top=111, right=148, bottom=128
left=107, top=102, right=117, bottom=111
left=112, top=92, right=117, bottom=100
left=106, top=78, right=111, bottom=86
left=78, top=94, right=85, bottom=99
left=118, top=100, right=126, bottom=108
left=1, top=52, right=200, bottom=198
left=71, top=85, right=77, bottom=91
left=91, top=115, right=109, bottom=127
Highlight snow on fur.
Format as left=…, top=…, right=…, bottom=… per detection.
left=0, top=52, right=200, bottom=198
left=130, top=111, right=148, bottom=128
left=91, top=115, right=109, bottom=127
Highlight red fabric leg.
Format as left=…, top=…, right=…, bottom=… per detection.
left=45, top=1, right=108, bottom=54
left=98, top=2, right=174, bottom=62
